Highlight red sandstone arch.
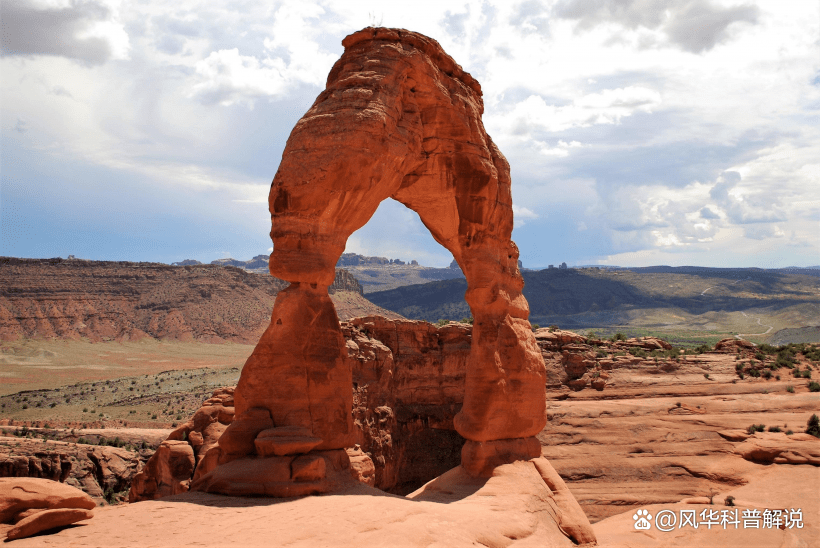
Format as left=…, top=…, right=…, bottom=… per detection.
left=205, top=28, right=547, bottom=492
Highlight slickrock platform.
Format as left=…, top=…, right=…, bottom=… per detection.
left=7, top=460, right=594, bottom=547
left=542, top=392, right=820, bottom=523
left=593, top=464, right=819, bottom=547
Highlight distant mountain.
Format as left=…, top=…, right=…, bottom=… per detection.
left=0, top=257, right=401, bottom=343
left=210, top=255, right=270, bottom=270
left=367, top=266, right=820, bottom=338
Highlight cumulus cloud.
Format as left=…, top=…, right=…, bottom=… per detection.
left=664, top=0, right=759, bottom=53
left=554, top=0, right=760, bottom=53
left=513, top=204, right=539, bottom=227
left=189, top=49, right=292, bottom=107
left=498, top=86, right=661, bottom=136
left=188, top=1, right=337, bottom=107
left=709, top=170, right=785, bottom=224
left=0, top=0, right=130, bottom=64
left=743, top=224, right=785, bottom=240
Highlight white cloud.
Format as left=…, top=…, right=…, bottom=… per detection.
left=2, top=0, right=818, bottom=268
left=513, top=204, right=539, bottom=227
left=491, top=86, right=661, bottom=137
left=190, top=49, right=292, bottom=107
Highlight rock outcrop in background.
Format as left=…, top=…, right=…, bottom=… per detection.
left=0, top=258, right=398, bottom=343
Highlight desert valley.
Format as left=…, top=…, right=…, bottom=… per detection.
left=2, top=252, right=818, bottom=546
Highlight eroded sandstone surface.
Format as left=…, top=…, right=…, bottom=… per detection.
left=0, top=477, right=96, bottom=541
left=204, top=26, right=546, bottom=494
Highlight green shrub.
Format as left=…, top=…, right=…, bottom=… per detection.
left=786, top=385, right=795, bottom=393
left=436, top=319, right=449, bottom=326
left=549, top=325, right=559, bottom=332
left=768, top=426, right=781, bottom=432
left=808, top=381, right=820, bottom=392
left=748, top=368, right=760, bottom=378
left=596, top=350, right=608, bottom=358
left=786, top=429, right=794, bottom=435
left=611, top=332, right=625, bottom=341
left=703, top=373, right=711, bottom=380
left=807, top=414, right=820, bottom=438
left=747, top=424, right=766, bottom=434
left=531, top=324, right=540, bottom=330
left=762, top=369, right=772, bottom=379
left=629, top=347, right=647, bottom=358
left=724, top=496, right=735, bottom=507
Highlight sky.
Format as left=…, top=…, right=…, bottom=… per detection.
left=1, top=0, right=818, bottom=269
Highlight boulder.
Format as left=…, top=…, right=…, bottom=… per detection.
left=6, top=508, right=94, bottom=541
left=0, top=478, right=95, bottom=524
left=1, top=478, right=96, bottom=541
left=127, top=441, right=194, bottom=502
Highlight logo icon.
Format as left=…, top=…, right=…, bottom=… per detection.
left=633, top=509, right=653, bottom=530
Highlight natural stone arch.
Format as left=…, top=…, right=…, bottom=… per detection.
left=197, top=28, right=547, bottom=495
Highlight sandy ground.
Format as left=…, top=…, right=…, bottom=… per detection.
left=0, top=340, right=254, bottom=396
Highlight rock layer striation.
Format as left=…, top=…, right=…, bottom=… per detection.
left=203, top=27, right=546, bottom=493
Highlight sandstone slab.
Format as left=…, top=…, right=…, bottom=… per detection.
left=0, top=478, right=95, bottom=523
left=5, top=508, right=93, bottom=541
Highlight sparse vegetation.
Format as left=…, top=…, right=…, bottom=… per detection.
left=786, top=386, right=795, bottom=393
left=628, top=347, right=647, bottom=358
left=747, top=424, right=766, bottom=434
left=808, top=381, right=820, bottom=392
left=807, top=414, right=820, bottom=438
left=768, top=426, right=781, bottom=432
left=724, top=496, right=735, bottom=507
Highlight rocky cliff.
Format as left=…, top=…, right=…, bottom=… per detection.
left=0, top=258, right=393, bottom=343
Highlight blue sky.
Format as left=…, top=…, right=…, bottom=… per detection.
left=2, top=0, right=818, bottom=269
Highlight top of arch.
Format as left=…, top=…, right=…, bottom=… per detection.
left=341, top=27, right=483, bottom=97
